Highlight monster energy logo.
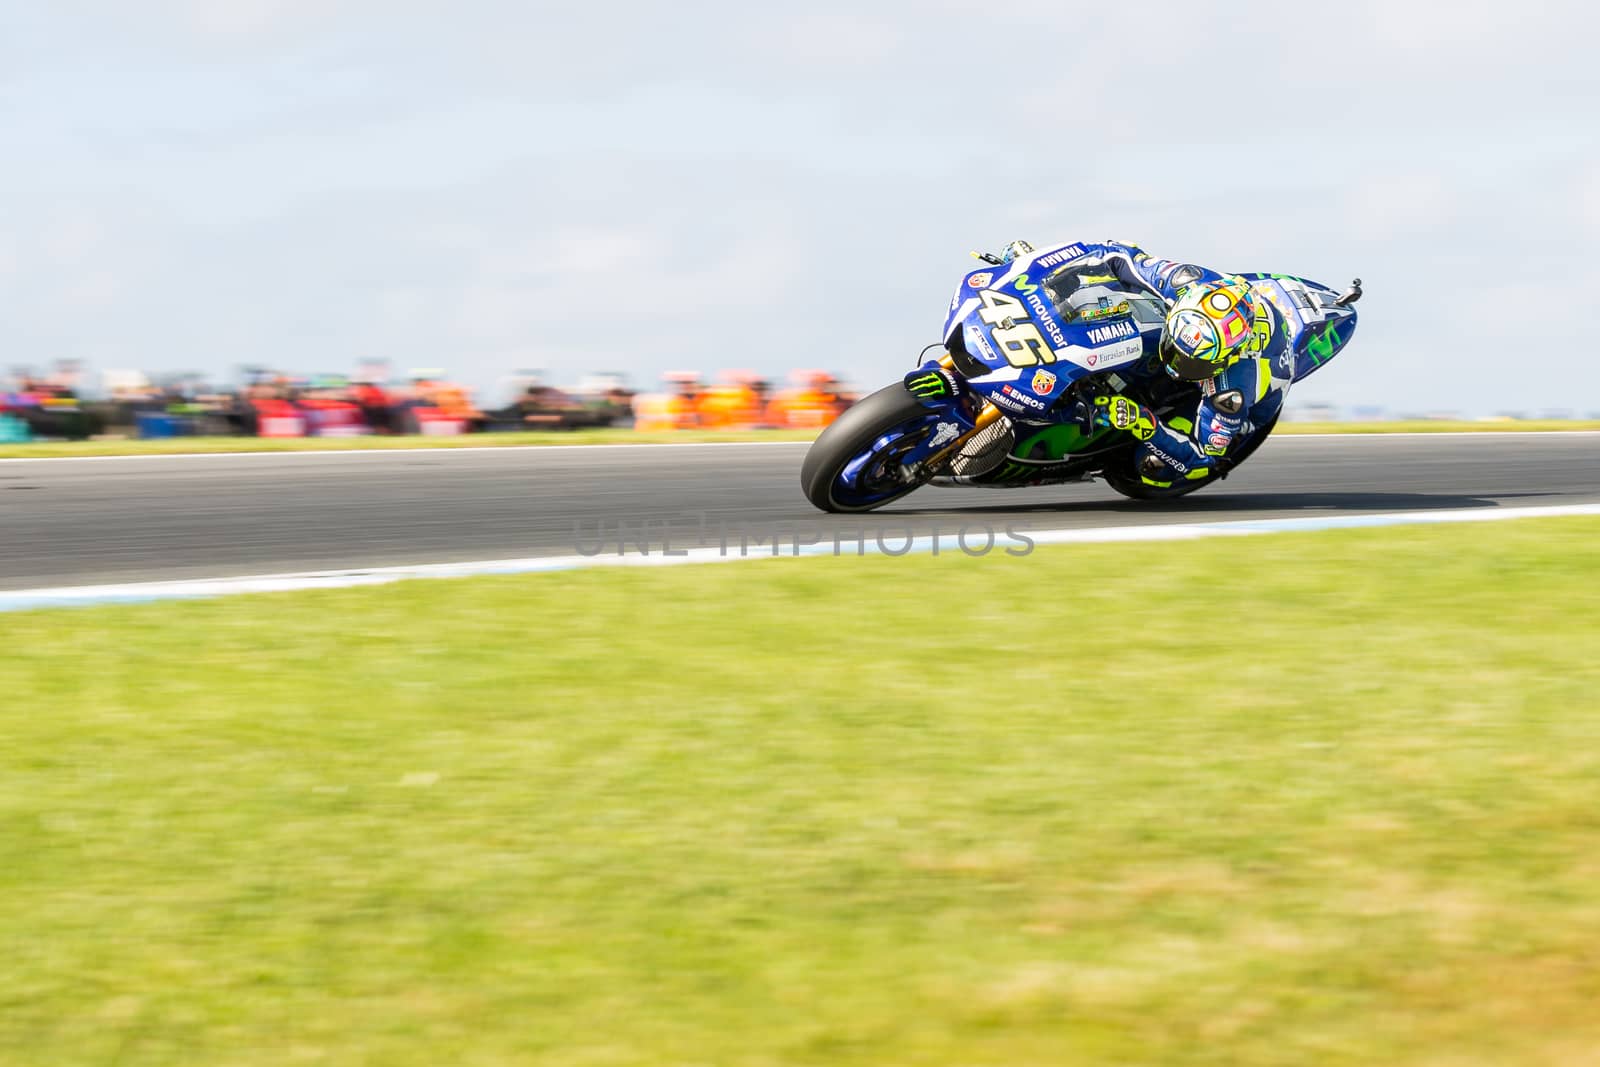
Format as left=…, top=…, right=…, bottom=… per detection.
left=1016, top=422, right=1114, bottom=460
left=984, top=458, right=1082, bottom=484
left=989, top=461, right=1036, bottom=483
left=906, top=371, right=951, bottom=398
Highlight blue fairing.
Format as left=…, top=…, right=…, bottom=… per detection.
left=1234, top=273, right=1360, bottom=383
left=937, top=251, right=1161, bottom=424
left=921, top=253, right=1358, bottom=430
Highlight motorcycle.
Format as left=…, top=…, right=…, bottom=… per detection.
left=801, top=241, right=1363, bottom=513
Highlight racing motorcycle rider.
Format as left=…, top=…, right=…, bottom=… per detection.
left=1013, top=239, right=1288, bottom=488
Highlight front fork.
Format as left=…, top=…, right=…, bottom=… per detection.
left=921, top=400, right=1006, bottom=472
left=899, top=354, right=1007, bottom=475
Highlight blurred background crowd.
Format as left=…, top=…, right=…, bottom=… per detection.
left=0, top=360, right=860, bottom=442
left=7, top=360, right=1589, bottom=445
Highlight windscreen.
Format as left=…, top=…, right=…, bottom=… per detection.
left=1043, top=267, right=1166, bottom=328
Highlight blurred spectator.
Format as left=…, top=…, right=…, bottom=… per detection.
left=1, top=360, right=856, bottom=440
left=495, top=378, right=592, bottom=430
left=1, top=367, right=103, bottom=440
left=350, top=377, right=396, bottom=435
left=299, top=377, right=369, bottom=437
left=696, top=370, right=770, bottom=429
left=575, top=373, right=636, bottom=426
left=765, top=370, right=855, bottom=429
left=402, top=370, right=485, bottom=435
left=632, top=372, right=702, bottom=431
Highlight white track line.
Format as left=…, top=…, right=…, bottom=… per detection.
left=3, top=502, right=1598, bottom=613
left=1, top=431, right=1596, bottom=465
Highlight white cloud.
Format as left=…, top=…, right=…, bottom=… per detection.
left=546, top=230, right=659, bottom=277
left=3, top=0, right=1599, bottom=413
left=1365, top=0, right=1534, bottom=57
left=1343, top=173, right=1463, bottom=241
left=168, top=0, right=328, bottom=40
left=1581, top=166, right=1600, bottom=232
left=773, top=11, right=905, bottom=67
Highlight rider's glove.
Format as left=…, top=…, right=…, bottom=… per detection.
left=1092, top=394, right=1157, bottom=441
left=1001, top=239, right=1035, bottom=264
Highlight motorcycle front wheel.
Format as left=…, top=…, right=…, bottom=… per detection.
left=800, top=384, right=939, bottom=513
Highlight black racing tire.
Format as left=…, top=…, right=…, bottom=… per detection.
left=1103, top=414, right=1280, bottom=502
left=801, top=384, right=934, bottom=513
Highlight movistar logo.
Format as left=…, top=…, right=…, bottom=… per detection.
left=1014, top=274, right=1038, bottom=294
left=1024, top=292, right=1067, bottom=347
left=1146, top=443, right=1189, bottom=473
left=1306, top=322, right=1344, bottom=364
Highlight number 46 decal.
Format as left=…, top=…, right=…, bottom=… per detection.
left=977, top=290, right=1056, bottom=368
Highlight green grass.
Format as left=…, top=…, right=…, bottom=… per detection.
left=5, top=519, right=1600, bottom=1065
left=1, top=420, right=1596, bottom=458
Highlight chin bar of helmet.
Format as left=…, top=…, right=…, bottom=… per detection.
left=1161, top=348, right=1229, bottom=382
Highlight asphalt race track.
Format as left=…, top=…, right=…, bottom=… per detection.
left=2, top=434, right=1598, bottom=592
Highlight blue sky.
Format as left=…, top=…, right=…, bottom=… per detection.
left=3, top=0, right=1598, bottom=413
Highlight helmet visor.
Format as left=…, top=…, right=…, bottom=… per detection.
left=1160, top=339, right=1227, bottom=381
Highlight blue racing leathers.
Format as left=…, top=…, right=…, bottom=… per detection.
left=1030, top=239, right=1291, bottom=485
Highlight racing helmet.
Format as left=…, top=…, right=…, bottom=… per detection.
left=1158, top=278, right=1263, bottom=381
